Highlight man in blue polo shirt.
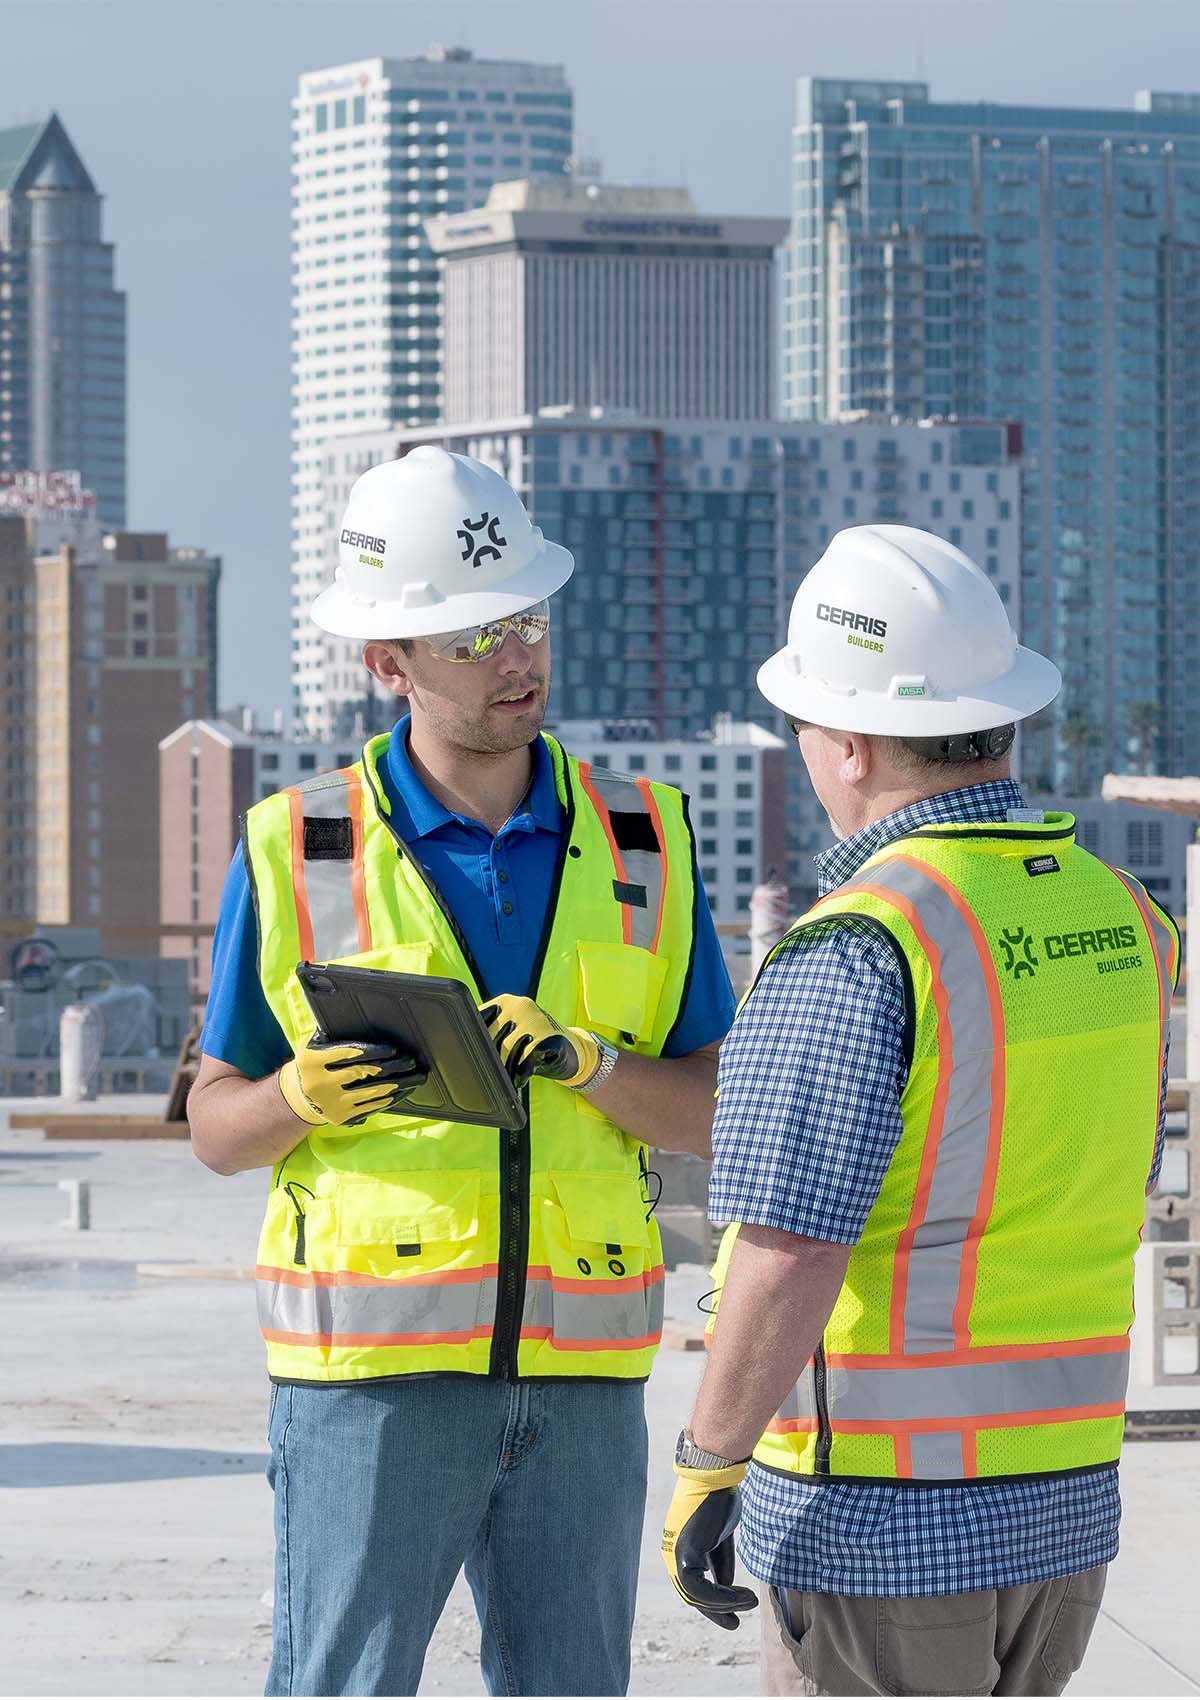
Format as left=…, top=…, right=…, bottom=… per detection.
left=190, top=448, right=734, bottom=1699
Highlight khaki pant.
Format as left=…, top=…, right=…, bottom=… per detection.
left=760, top=1566, right=1106, bottom=1697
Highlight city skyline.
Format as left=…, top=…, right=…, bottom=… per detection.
left=4, top=0, right=1200, bottom=731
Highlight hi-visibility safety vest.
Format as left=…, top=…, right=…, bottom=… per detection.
left=242, top=731, right=699, bottom=1385
left=709, top=814, right=1178, bottom=1484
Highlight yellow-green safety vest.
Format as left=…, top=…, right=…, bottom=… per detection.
left=708, top=813, right=1178, bottom=1484
left=242, top=731, right=699, bottom=1385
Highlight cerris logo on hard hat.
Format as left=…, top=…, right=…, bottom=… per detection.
left=458, top=511, right=507, bottom=569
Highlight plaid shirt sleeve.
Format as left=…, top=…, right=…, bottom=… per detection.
left=708, top=919, right=909, bottom=1244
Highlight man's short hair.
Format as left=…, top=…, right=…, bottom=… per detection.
left=878, top=725, right=1014, bottom=778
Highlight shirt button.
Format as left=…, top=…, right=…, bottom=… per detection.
left=501, top=900, right=514, bottom=916
left=497, top=869, right=509, bottom=884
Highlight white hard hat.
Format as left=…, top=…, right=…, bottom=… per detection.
left=310, top=446, right=574, bottom=640
left=757, top=525, right=1061, bottom=736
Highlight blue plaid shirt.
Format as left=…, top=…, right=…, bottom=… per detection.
left=710, top=781, right=1165, bottom=1597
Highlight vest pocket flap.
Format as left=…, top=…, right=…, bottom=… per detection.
left=334, top=1170, right=480, bottom=1248
left=576, top=941, right=669, bottom=1043
left=551, top=1172, right=651, bottom=1249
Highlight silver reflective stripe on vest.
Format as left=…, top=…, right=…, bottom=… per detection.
left=522, top=1270, right=665, bottom=1345
left=1115, top=871, right=1176, bottom=1036
left=774, top=1363, right=819, bottom=1426
left=257, top=1270, right=494, bottom=1343
left=583, top=766, right=664, bottom=954
left=258, top=1267, right=663, bottom=1348
left=907, top=1433, right=965, bottom=1477
left=824, top=1345, right=1129, bottom=1422
left=295, top=770, right=367, bottom=963
left=844, top=855, right=1001, bottom=1355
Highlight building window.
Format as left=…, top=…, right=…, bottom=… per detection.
left=298, top=752, right=317, bottom=772
left=736, top=867, right=754, bottom=884
left=700, top=783, right=717, bottom=799
left=261, top=752, right=279, bottom=771
left=664, top=754, right=681, bottom=772
left=700, top=810, right=717, bottom=827
left=700, top=754, right=716, bottom=771
left=736, top=838, right=753, bottom=855
left=701, top=865, right=718, bottom=884
left=735, top=755, right=752, bottom=771
left=735, top=810, right=754, bottom=828
left=701, top=838, right=718, bottom=856
left=627, top=753, right=645, bottom=771
left=735, top=782, right=753, bottom=799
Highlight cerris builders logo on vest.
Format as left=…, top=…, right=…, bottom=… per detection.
left=996, top=922, right=1142, bottom=982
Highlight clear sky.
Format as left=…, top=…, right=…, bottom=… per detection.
left=2, top=0, right=1197, bottom=719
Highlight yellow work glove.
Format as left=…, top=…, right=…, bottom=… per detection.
left=478, top=993, right=600, bottom=1089
left=278, top=1034, right=427, bottom=1128
left=662, top=1458, right=759, bottom=1631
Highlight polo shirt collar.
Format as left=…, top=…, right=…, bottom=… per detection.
left=385, top=715, right=562, bottom=841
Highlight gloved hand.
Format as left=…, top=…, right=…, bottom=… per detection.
left=478, top=993, right=600, bottom=1089
left=661, top=1458, right=759, bottom=1630
left=279, top=1034, right=427, bottom=1128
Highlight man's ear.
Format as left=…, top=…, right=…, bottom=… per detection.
left=844, top=732, right=873, bottom=784
left=362, top=640, right=414, bottom=701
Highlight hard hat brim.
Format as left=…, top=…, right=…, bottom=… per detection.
left=756, top=640, right=1062, bottom=736
left=310, top=540, right=575, bottom=641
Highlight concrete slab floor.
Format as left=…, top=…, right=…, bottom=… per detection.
left=2, top=1108, right=1199, bottom=1697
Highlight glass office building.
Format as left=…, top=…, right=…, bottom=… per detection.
left=784, top=79, right=1200, bottom=789
left=0, top=116, right=126, bottom=527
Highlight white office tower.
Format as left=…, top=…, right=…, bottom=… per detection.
left=427, top=182, right=787, bottom=423
left=290, top=47, right=573, bottom=735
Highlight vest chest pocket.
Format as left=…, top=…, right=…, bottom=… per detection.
left=575, top=941, right=670, bottom=1047
left=533, top=1172, right=662, bottom=1352
left=324, top=1169, right=487, bottom=1317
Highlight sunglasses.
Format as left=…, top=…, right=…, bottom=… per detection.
left=425, top=602, right=550, bottom=664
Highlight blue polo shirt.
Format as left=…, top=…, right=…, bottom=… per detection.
left=201, top=718, right=735, bottom=1079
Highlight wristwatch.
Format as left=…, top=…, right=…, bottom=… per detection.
left=675, top=1428, right=751, bottom=1471
left=575, top=1034, right=619, bottom=1097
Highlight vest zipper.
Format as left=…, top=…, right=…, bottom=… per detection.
left=813, top=1340, right=832, bottom=1475
left=284, top=1183, right=313, bottom=1267
left=490, top=1084, right=532, bottom=1379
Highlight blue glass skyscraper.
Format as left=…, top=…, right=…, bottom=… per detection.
left=784, top=79, right=1200, bottom=789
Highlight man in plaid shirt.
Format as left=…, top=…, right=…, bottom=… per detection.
left=661, top=528, right=1176, bottom=1697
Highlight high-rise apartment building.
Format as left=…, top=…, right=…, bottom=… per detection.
left=784, top=78, right=1200, bottom=789
left=0, top=115, right=126, bottom=527
left=0, top=508, right=219, bottom=953
left=427, top=180, right=786, bottom=422
left=291, top=47, right=573, bottom=735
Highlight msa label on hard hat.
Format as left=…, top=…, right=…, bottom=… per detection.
left=894, top=682, right=927, bottom=698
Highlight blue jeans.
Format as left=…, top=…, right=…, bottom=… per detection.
left=265, top=1376, right=648, bottom=1697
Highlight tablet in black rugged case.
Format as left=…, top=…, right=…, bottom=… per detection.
left=296, top=961, right=527, bottom=1132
